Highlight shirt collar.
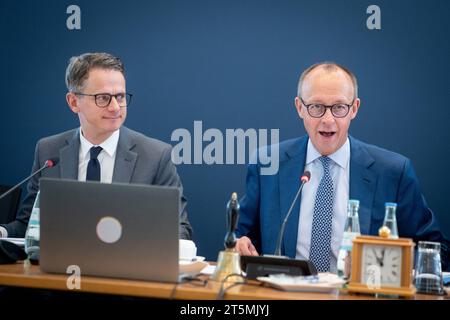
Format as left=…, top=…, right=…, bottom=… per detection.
left=306, top=137, right=350, bottom=169
left=79, top=128, right=120, bottom=159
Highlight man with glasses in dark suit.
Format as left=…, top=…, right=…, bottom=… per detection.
left=0, top=52, right=192, bottom=240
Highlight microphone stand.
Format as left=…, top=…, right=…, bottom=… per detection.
left=273, top=178, right=307, bottom=256
left=240, top=172, right=318, bottom=279
left=0, top=161, right=52, bottom=201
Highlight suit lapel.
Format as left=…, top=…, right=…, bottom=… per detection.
left=59, top=130, right=80, bottom=179
left=278, top=137, right=308, bottom=258
left=112, top=127, right=138, bottom=183
left=349, top=137, right=377, bottom=235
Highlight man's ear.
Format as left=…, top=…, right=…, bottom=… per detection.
left=350, top=98, right=361, bottom=120
left=66, top=92, right=80, bottom=113
left=294, top=97, right=305, bottom=119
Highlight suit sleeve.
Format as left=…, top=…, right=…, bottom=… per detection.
left=397, top=159, right=450, bottom=271
left=154, top=145, right=193, bottom=240
left=236, top=162, right=262, bottom=252
left=1, top=140, right=42, bottom=238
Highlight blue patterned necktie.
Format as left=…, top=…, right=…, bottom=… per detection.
left=86, top=146, right=103, bottom=181
left=309, top=156, right=334, bottom=272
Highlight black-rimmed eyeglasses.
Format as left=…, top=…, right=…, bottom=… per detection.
left=74, top=92, right=133, bottom=108
left=300, top=97, right=353, bottom=118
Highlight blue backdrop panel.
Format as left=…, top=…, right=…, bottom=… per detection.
left=0, top=0, right=448, bottom=260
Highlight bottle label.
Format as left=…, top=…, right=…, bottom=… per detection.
left=26, top=226, right=39, bottom=239
left=29, top=208, right=40, bottom=226
left=340, top=232, right=360, bottom=251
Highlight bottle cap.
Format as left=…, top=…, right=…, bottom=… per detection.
left=385, top=202, right=397, bottom=207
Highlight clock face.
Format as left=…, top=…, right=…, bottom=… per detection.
left=361, top=244, right=402, bottom=287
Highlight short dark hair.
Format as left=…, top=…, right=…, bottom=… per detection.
left=65, top=52, right=125, bottom=92
left=297, top=61, right=358, bottom=99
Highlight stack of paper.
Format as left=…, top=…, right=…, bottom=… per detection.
left=257, top=272, right=346, bottom=292
left=3, top=238, right=25, bottom=248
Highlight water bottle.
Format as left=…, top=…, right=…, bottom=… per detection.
left=337, top=199, right=361, bottom=279
left=24, top=191, right=40, bottom=258
left=382, top=202, right=399, bottom=239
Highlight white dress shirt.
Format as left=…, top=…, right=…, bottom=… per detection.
left=78, top=128, right=120, bottom=183
left=295, top=138, right=350, bottom=273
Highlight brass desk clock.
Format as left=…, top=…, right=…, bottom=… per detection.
left=347, top=227, right=416, bottom=297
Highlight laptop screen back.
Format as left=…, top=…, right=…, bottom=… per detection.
left=39, top=178, right=180, bottom=283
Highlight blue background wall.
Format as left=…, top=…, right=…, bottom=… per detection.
left=1, top=0, right=449, bottom=260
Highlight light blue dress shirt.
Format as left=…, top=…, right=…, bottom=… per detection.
left=295, top=138, right=350, bottom=272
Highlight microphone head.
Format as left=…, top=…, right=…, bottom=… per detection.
left=301, top=171, right=311, bottom=183
left=45, top=158, right=60, bottom=168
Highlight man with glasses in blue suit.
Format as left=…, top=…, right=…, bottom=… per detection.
left=236, top=62, right=449, bottom=272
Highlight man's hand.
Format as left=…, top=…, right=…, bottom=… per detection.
left=235, top=236, right=259, bottom=256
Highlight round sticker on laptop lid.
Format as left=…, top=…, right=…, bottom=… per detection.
left=96, top=217, right=122, bottom=243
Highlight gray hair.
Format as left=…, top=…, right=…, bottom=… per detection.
left=297, top=61, right=358, bottom=99
left=65, top=52, right=125, bottom=92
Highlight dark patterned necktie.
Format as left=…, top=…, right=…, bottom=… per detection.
left=309, top=156, right=334, bottom=272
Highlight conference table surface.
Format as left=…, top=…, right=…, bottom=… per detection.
left=0, top=261, right=447, bottom=300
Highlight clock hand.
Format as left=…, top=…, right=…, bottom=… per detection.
left=374, top=249, right=384, bottom=267
left=379, top=248, right=385, bottom=267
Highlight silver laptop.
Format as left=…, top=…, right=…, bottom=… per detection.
left=39, top=178, right=180, bottom=283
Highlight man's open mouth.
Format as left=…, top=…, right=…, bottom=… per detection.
left=319, top=131, right=336, bottom=137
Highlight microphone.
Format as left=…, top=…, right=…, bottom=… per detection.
left=274, top=171, right=311, bottom=256
left=0, top=158, right=59, bottom=201
left=240, top=171, right=318, bottom=279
